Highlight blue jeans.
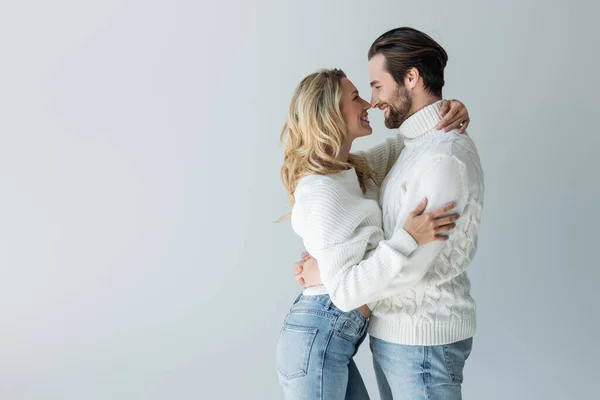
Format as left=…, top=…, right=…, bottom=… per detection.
left=370, top=336, right=473, bottom=400
left=276, top=294, right=370, bottom=400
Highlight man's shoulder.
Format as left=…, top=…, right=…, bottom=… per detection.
left=450, top=131, right=479, bottom=154
left=410, top=137, right=478, bottom=175
left=422, top=131, right=480, bottom=165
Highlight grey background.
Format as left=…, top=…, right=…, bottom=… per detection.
left=0, top=0, right=598, bottom=399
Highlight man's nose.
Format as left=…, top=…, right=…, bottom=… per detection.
left=370, top=94, right=379, bottom=108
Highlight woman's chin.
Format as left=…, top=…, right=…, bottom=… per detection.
left=349, top=128, right=373, bottom=140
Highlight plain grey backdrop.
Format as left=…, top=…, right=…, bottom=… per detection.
left=1, top=0, right=598, bottom=399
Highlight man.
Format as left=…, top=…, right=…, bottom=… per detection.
left=295, top=27, right=484, bottom=399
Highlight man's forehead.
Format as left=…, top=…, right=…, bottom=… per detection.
left=368, top=54, right=387, bottom=77
left=369, top=54, right=386, bottom=68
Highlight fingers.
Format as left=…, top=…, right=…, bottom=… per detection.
left=429, top=202, right=457, bottom=218
left=433, top=234, right=451, bottom=242
left=436, top=107, right=458, bottom=130
left=434, top=213, right=460, bottom=227
left=443, top=120, right=466, bottom=133
left=436, top=99, right=470, bottom=132
left=444, top=106, right=469, bottom=132
left=301, top=251, right=310, bottom=260
left=409, top=198, right=428, bottom=217
left=458, top=118, right=470, bottom=133
left=439, top=100, right=451, bottom=116
left=294, top=273, right=306, bottom=287
left=435, top=223, right=456, bottom=233
left=442, top=106, right=466, bottom=131
left=294, top=262, right=306, bottom=287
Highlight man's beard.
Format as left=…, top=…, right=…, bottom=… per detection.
left=384, top=85, right=412, bottom=129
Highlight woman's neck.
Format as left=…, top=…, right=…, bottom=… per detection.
left=338, top=142, right=352, bottom=163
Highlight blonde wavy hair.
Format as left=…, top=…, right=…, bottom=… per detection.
left=280, top=68, right=376, bottom=207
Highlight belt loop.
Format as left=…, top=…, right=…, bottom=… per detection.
left=324, top=298, right=332, bottom=310
left=293, top=293, right=303, bottom=305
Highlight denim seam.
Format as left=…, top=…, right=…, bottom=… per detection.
left=290, top=309, right=337, bottom=321
left=442, top=345, right=457, bottom=382
left=318, top=319, right=337, bottom=400
left=423, top=345, right=431, bottom=396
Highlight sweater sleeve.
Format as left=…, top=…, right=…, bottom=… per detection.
left=296, top=155, right=469, bottom=311
left=357, top=134, right=404, bottom=181
left=295, top=178, right=418, bottom=312
left=370, top=154, right=471, bottom=303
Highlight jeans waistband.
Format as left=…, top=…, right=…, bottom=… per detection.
left=292, top=293, right=367, bottom=327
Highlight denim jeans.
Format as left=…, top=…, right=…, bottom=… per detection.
left=370, top=336, right=473, bottom=400
left=276, top=294, right=370, bottom=400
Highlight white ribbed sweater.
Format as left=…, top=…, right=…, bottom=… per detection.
left=292, top=134, right=418, bottom=302
left=291, top=101, right=484, bottom=346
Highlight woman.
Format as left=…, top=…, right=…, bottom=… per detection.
left=276, top=69, right=468, bottom=399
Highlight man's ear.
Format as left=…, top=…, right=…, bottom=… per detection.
left=405, top=67, right=420, bottom=90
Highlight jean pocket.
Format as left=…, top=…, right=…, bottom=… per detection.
left=442, top=338, right=473, bottom=383
left=336, top=318, right=362, bottom=341
left=276, top=325, right=318, bottom=380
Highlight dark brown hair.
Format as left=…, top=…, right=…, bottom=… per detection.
left=368, top=27, right=448, bottom=96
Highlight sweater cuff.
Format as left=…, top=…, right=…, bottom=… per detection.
left=387, top=229, right=419, bottom=256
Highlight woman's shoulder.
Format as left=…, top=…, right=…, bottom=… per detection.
left=291, top=175, right=341, bottom=234
left=294, top=169, right=372, bottom=218
left=295, top=171, right=352, bottom=198
left=294, top=175, right=338, bottom=208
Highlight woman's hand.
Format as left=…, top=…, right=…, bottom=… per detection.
left=437, top=99, right=470, bottom=133
left=294, top=252, right=322, bottom=288
left=404, top=198, right=460, bottom=245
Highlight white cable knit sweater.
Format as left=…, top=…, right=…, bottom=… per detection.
left=369, top=101, right=484, bottom=345
left=292, top=101, right=484, bottom=346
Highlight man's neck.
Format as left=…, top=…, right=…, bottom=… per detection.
left=399, top=95, right=445, bottom=139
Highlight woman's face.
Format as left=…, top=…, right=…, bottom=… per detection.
left=340, top=77, right=372, bottom=143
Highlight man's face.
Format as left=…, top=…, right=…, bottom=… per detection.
left=368, top=54, right=412, bottom=129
